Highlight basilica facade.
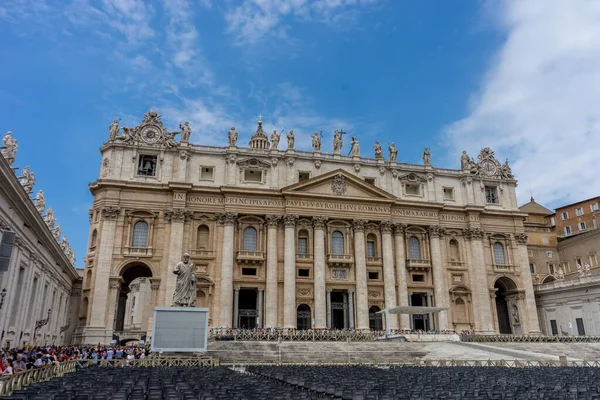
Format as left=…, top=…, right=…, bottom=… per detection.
left=76, top=110, right=540, bottom=344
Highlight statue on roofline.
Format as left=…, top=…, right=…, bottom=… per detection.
left=109, top=119, right=120, bottom=141
left=270, top=130, right=280, bottom=150
left=333, top=130, right=344, bottom=155
left=179, top=121, right=191, bottom=144
left=373, top=141, right=384, bottom=160
left=45, top=208, right=55, bottom=230
left=228, top=127, right=238, bottom=147
left=34, top=190, right=45, bottom=214
left=287, top=130, right=295, bottom=150
left=20, top=166, right=35, bottom=194
left=388, top=142, right=398, bottom=163
left=312, top=132, right=321, bottom=152
left=460, top=150, right=469, bottom=170
left=2, top=131, right=18, bottom=165
left=422, top=148, right=431, bottom=166
left=349, top=136, right=360, bottom=157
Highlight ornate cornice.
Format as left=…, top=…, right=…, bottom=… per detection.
left=380, top=221, right=394, bottom=234
left=265, top=214, right=281, bottom=227
left=101, top=206, right=120, bottom=220
left=515, top=233, right=528, bottom=245
left=164, top=208, right=193, bottom=223
left=393, top=223, right=407, bottom=235
left=428, top=225, right=445, bottom=238
left=464, top=228, right=484, bottom=240
left=283, top=214, right=299, bottom=228
left=312, top=216, right=328, bottom=230
left=0, top=216, right=10, bottom=231
left=352, top=219, right=366, bottom=232
left=216, top=212, right=238, bottom=226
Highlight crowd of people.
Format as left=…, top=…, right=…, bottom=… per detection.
left=0, top=345, right=151, bottom=376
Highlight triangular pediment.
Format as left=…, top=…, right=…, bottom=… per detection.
left=282, top=169, right=396, bottom=201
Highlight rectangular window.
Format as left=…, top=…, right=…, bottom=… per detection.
left=550, top=216, right=556, bottom=226
left=298, top=269, right=310, bottom=277
left=485, top=187, right=498, bottom=204
left=561, top=212, right=569, bottom=220
left=241, top=268, right=257, bottom=276
left=543, top=238, right=549, bottom=244
left=550, top=320, right=558, bottom=335
left=200, top=166, right=214, bottom=180
left=364, top=177, right=376, bottom=185
left=529, top=263, right=535, bottom=273
left=405, top=184, right=420, bottom=196
left=137, top=155, right=157, bottom=176
left=591, top=203, right=599, bottom=212
left=244, top=169, right=263, bottom=183
left=564, top=226, right=572, bottom=235
left=412, top=274, right=425, bottom=282
left=548, top=263, right=556, bottom=275
left=576, top=207, right=584, bottom=216
left=546, top=251, right=553, bottom=258
left=368, top=272, right=379, bottom=280
left=297, top=238, right=308, bottom=255
left=298, top=171, right=310, bottom=182
left=367, top=241, right=376, bottom=258
left=576, top=318, right=586, bottom=336
left=579, top=222, right=587, bottom=231
left=443, top=187, right=454, bottom=201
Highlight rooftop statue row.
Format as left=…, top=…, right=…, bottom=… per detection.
left=1, top=131, right=76, bottom=265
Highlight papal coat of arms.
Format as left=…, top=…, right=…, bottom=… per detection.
left=331, top=174, right=347, bottom=196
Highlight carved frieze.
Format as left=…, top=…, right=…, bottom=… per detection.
left=331, top=269, right=348, bottom=280
left=179, top=149, right=190, bottom=161
left=101, top=206, right=120, bottom=220
left=215, top=212, right=238, bottom=226
left=265, top=214, right=281, bottom=227
left=312, top=216, right=328, bottom=230
left=283, top=214, right=299, bottom=228
left=464, top=228, right=484, bottom=240
left=164, top=208, right=192, bottom=223
left=314, top=160, right=321, bottom=169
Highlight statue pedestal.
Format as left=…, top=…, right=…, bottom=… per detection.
left=151, top=307, right=209, bottom=353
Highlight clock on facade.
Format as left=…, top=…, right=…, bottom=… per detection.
left=480, top=160, right=496, bottom=175
left=141, top=126, right=161, bottom=144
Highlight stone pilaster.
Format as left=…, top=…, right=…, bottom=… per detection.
left=257, top=289, right=264, bottom=329
left=465, top=228, right=493, bottom=333
left=164, top=208, right=192, bottom=305
left=428, top=225, right=448, bottom=330
left=353, top=219, right=369, bottom=330
left=348, top=289, right=355, bottom=330
left=105, top=277, right=122, bottom=332
left=326, top=289, right=332, bottom=329
left=515, top=233, right=542, bottom=334
left=283, top=214, right=299, bottom=328
left=380, top=221, right=398, bottom=329
left=393, top=223, right=410, bottom=329
left=89, top=206, right=120, bottom=329
left=312, top=216, right=327, bottom=329
left=265, top=215, right=280, bottom=328
left=217, top=212, right=237, bottom=327
left=233, top=288, right=240, bottom=329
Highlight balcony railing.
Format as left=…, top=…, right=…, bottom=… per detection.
left=327, top=254, right=354, bottom=267
left=448, top=260, right=466, bottom=268
left=493, top=264, right=515, bottom=273
left=190, top=249, right=215, bottom=259
left=237, top=251, right=265, bottom=265
left=406, top=259, right=431, bottom=272
left=123, top=247, right=152, bottom=257
left=366, top=256, right=383, bottom=265
left=296, top=253, right=313, bottom=262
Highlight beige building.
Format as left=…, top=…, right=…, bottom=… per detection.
left=76, top=110, right=542, bottom=344
left=0, top=132, right=81, bottom=348
left=552, top=196, right=600, bottom=238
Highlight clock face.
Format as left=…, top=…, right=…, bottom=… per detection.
left=481, top=160, right=496, bottom=175
left=141, top=126, right=161, bottom=143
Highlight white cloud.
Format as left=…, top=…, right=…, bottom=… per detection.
left=445, top=0, right=600, bottom=207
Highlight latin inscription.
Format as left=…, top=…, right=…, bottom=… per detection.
left=440, top=214, right=465, bottom=221
left=286, top=200, right=389, bottom=213
left=392, top=209, right=438, bottom=218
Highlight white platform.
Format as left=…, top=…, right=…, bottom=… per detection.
left=151, top=307, right=209, bottom=353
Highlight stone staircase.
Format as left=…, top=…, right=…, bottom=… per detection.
left=207, top=341, right=428, bottom=364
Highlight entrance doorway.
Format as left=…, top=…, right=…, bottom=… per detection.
left=238, top=289, right=257, bottom=329
left=297, top=304, right=311, bottom=330
left=330, top=291, right=347, bottom=329
left=115, top=263, right=152, bottom=332
left=369, top=306, right=383, bottom=331
left=410, top=293, right=430, bottom=331
left=494, top=278, right=515, bottom=334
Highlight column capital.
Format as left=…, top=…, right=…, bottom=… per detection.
left=515, top=233, right=528, bottom=245
left=234, top=287, right=240, bottom=292
left=428, top=225, right=445, bottom=238
left=380, top=221, right=394, bottom=234
left=352, top=219, right=366, bottom=232
left=348, top=289, right=355, bottom=295
left=164, top=208, right=193, bottom=223
left=464, top=227, right=484, bottom=240
left=101, top=205, right=120, bottom=220
left=312, top=216, right=328, bottom=230
left=283, top=214, right=299, bottom=228
left=258, top=288, right=264, bottom=293
left=265, top=214, right=281, bottom=227
left=327, top=288, right=332, bottom=293
left=216, top=212, right=238, bottom=226
left=393, top=223, right=407, bottom=235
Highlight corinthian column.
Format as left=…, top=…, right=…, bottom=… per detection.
left=164, top=208, right=192, bottom=304
left=515, top=233, right=542, bottom=334
left=466, top=228, right=493, bottom=333
left=353, top=219, right=369, bottom=330
left=313, top=216, right=328, bottom=329
left=89, top=206, right=120, bottom=328
left=265, top=215, right=280, bottom=328
left=283, top=214, right=299, bottom=328
left=393, top=223, right=410, bottom=329
left=428, top=225, right=448, bottom=330
left=217, top=212, right=237, bottom=327
left=380, top=221, right=398, bottom=329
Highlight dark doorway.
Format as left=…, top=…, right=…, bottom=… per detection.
left=576, top=318, right=586, bottom=336
left=297, top=304, right=311, bottom=330
left=115, top=263, right=152, bottom=332
left=494, top=280, right=512, bottom=334
left=238, top=289, right=257, bottom=329
left=369, top=306, right=383, bottom=331
left=331, top=291, right=347, bottom=329
left=410, top=293, right=429, bottom=331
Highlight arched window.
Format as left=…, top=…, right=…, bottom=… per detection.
left=243, top=227, right=258, bottom=251
left=493, top=242, right=506, bottom=265
left=80, top=297, right=89, bottom=324
left=408, top=236, right=421, bottom=260
left=331, top=231, right=344, bottom=255
left=366, top=233, right=377, bottom=258
left=297, top=229, right=309, bottom=255
left=197, top=225, right=210, bottom=251
left=90, top=229, right=97, bottom=248
left=131, top=221, right=149, bottom=248
left=449, top=239, right=460, bottom=262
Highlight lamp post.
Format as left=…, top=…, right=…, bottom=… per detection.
left=0, top=289, right=7, bottom=310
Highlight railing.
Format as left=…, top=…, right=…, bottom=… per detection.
left=448, top=261, right=465, bottom=267
left=327, top=254, right=354, bottom=266
left=190, top=249, right=215, bottom=259
left=366, top=256, right=383, bottom=265
left=405, top=259, right=431, bottom=270
left=296, top=253, right=313, bottom=262
left=97, top=356, right=219, bottom=368
left=461, top=334, right=600, bottom=343
left=237, top=251, right=265, bottom=264
left=493, top=264, right=515, bottom=273
left=123, top=247, right=152, bottom=257
left=211, top=330, right=376, bottom=342
left=0, top=360, right=89, bottom=396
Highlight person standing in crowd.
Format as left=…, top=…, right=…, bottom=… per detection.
left=12, top=353, right=26, bottom=373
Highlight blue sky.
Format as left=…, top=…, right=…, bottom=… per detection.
left=2, top=0, right=599, bottom=268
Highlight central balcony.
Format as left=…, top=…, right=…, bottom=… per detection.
left=405, top=258, right=431, bottom=272
left=327, top=253, right=354, bottom=267
left=296, top=253, right=314, bottom=263
left=237, top=250, right=265, bottom=265
left=190, top=249, right=215, bottom=260
left=123, top=247, right=153, bottom=258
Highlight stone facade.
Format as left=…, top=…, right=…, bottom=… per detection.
left=76, top=111, right=541, bottom=344
left=0, top=138, right=81, bottom=348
